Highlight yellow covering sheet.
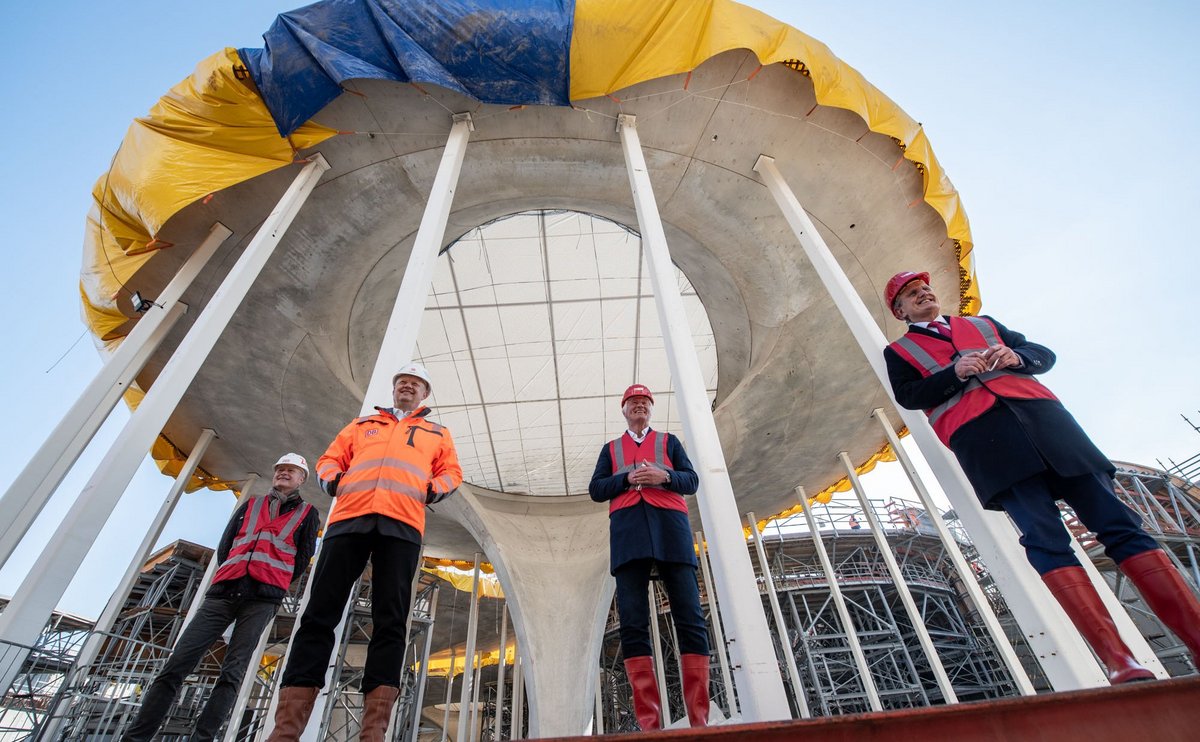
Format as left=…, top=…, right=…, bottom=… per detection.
left=570, top=0, right=979, bottom=315
left=82, top=48, right=336, bottom=341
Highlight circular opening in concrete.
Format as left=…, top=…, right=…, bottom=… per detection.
left=414, top=209, right=717, bottom=497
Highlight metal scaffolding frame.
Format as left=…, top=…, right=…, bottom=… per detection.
left=6, top=458, right=1198, bottom=740
left=1063, top=462, right=1200, bottom=677
left=0, top=600, right=91, bottom=739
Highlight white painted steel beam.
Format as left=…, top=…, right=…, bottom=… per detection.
left=695, top=531, right=737, bottom=717
left=746, top=512, right=810, bottom=718
left=618, top=114, right=790, bottom=721
left=36, top=428, right=217, bottom=742
left=456, top=555, right=483, bottom=742
left=753, top=154, right=1109, bottom=690
left=647, top=584, right=670, bottom=725
left=837, top=451, right=959, bottom=703
left=0, top=156, right=328, bottom=694
left=0, top=222, right=230, bottom=569
left=80, top=428, right=218, bottom=669
left=223, top=614, right=276, bottom=742
left=408, top=585, right=440, bottom=742
left=872, top=408, right=1035, bottom=694
left=797, top=488, right=883, bottom=711
left=491, top=604, right=508, bottom=742
left=264, top=115, right=473, bottom=740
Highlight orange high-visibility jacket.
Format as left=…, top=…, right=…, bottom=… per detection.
left=317, top=406, right=462, bottom=534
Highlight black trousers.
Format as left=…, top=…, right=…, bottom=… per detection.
left=122, top=597, right=276, bottom=742
left=280, top=532, right=421, bottom=693
left=994, top=469, right=1159, bottom=574
left=614, top=559, right=710, bottom=658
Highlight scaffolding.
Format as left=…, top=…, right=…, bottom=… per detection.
left=7, top=461, right=1200, bottom=740
left=0, top=600, right=91, bottom=740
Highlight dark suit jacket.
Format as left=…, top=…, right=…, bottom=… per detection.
left=884, top=315, right=1111, bottom=508
left=588, top=431, right=700, bottom=573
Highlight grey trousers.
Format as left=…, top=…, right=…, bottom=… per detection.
left=121, top=597, right=276, bottom=742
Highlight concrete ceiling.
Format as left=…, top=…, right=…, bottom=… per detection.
left=128, top=49, right=959, bottom=561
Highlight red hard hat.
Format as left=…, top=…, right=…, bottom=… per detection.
left=621, top=384, right=654, bottom=406
left=884, top=271, right=930, bottom=317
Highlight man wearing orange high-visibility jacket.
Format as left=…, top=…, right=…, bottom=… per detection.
left=267, top=362, right=461, bottom=742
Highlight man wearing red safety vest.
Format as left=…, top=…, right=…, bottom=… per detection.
left=883, top=270, right=1200, bottom=683
left=123, top=453, right=317, bottom=742
left=268, top=362, right=462, bottom=741
left=589, top=384, right=710, bottom=731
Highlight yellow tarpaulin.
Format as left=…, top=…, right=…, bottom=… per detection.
left=570, top=0, right=979, bottom=315
left=81, top=47, right=336, bottom=341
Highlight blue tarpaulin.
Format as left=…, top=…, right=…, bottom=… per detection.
left=239, top=0, right=574, bottom=136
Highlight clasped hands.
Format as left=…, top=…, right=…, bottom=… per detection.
left=955, top=344, right=1021, bottom=381
left=628, top=461, right=669, bottom=487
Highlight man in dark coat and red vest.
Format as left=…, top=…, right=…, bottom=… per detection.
left=883, top=270, right=1200, bottom=683
left=589, top=384, right=710, bottom=730
left=123, top=453, right=318, bottom=741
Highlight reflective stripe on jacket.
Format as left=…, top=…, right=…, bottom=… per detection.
left=608, top=431, right=688, bottom=515
left=318, top=406, right=463, bottom=534
left=212, top=495, right=313, bottom=591
left=888, top=316, right=1059, bottom=446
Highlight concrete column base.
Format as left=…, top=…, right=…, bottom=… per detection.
left=441, top=484, right=615, bottom=738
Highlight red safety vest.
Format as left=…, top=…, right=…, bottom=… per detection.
left=212, top=495, right=313, bottom=591
left=608, top=431, right=688, bottom=515
left=888, top=316, right=1059, bottom=446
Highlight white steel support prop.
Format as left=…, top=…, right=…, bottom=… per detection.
left=37, top=428, right=218, bottom=742
left=0, top=222, right=231, bottom=569
left=619, top=114, right=790, bottom=721
left=265, top=115, right=472, bottom=739
left=456, top=555, right=483, bottom=742
left=753, top=154, right=1109, bottom=690
left=593, top=669, right=604, bottom=735
left=512, top=652, right=525, bottom=740
left=408, top=584, right=440, bottom=742
left=872, top=408, right=1035, bottom=693
left=181, top=474, right=259, bottom=636
left=80, top=429, right=218, bottom=670
left=0, top=157, right=327, bottom=692
left=746, top=513, right=810, bottom=718
left=470, top=654, right=483, bottom=739
left=361, top=112, right=474, bottom=407
left=492, top=606, right=508, bottom=742
left=797, top=488, right=883, bottom=711
left=223, top=614, right=276, bottom=742
left=695, top=530, right=737, bottom=716
left=836, top=452, right=960, bottom=703
left=647, top=584, right=670, bottom=725
left=441, top=652, right=456, bottom=742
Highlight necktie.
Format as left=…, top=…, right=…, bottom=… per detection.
left=929, top=320, right=950, bottom=338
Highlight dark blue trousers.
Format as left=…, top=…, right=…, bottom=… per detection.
left=993, top=469, right=1159, bottom=574
left=614, top=559, right=709, bottom=658
left=122, top=597, right=276, bottom=741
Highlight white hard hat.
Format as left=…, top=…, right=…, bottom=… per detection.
left=392, top=362, right=433, bottom=394
left=274, top=453, right=309, bottom=478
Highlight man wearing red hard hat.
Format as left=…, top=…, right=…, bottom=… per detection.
left=883, top=271, right=1200, bottom=683
left=589, top=384, right=709, bottom=731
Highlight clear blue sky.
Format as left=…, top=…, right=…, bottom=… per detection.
left=0, top=1, right=1197, bottom=618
